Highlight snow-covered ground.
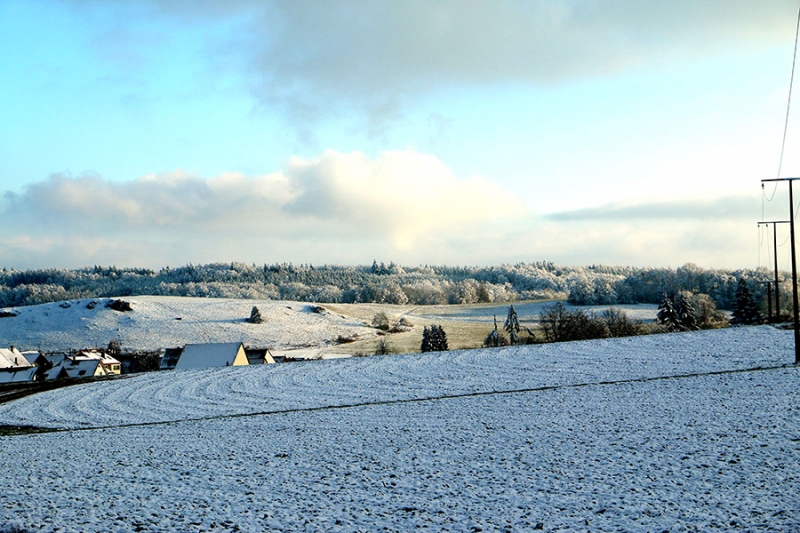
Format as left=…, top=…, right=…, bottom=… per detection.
left=0, top=325, right=797, bottom=532
left=0, top=296, right=376, bottom=354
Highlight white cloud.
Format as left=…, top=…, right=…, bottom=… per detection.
left=0, top=150, right=525, bottom=268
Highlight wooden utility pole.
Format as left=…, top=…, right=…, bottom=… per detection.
left=758, top=220, right=789, bottom=320
left=762, top=178, right=800, bottom=364
left=757, top=280, right=774, bottom=322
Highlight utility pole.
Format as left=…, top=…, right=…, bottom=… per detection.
left=758, top=220, right=789, bottom=321
left=757, top=280, right=774, bottom=322
left=762, top=177, right=800, bottom=364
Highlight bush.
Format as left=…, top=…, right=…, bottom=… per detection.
left=371, top=311, right=391, bottom=331
left=689, top=293, right=727, bottom=329
left=540, top=303, right=609, bottom=342
left=106, top=299, right=133, bottom=312
left=375, top=338, right=391, bottom=355
left=601, top=308, right=642, bottom=337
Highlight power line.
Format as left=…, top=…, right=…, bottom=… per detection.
left=776, top=7, right=800, bottom=180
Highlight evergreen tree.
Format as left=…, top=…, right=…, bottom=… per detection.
left=247, top=305, right=263, bottom=324
left=657, top=291, right=703, bottom=331
left=503, top=305, right=521, bottom=345
left=675, top=292, right=699, bottom=331
left=421, top=326, right=431, bottom=352
left=421, top=325, right=448, bottom=352
left=656, top=292, right=681, bottom=331
left=484, top=315, right=503, bottom=347
left=731, top=278, right=762, bottom=325
left=431, top=325, right=448, bottom=351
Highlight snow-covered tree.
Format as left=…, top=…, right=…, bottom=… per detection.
left=484, top=315, right=507, bottom=348
left=421, top=325, right=448, bottom=352
left=675, top=292, right=699, bottom=331
left=656, top=292, right=681, bottom=331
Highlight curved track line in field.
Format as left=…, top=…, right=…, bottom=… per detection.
left=0, top=326, right=791, bottom=431
left=3, top=364, right=792, bottom=436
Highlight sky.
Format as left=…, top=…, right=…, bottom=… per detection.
left=2, top=0, right=800, bottom=271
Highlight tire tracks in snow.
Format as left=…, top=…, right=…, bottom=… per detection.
left=2, top=363, right=793, bottom=436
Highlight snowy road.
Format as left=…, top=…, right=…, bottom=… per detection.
left=0, top=326, right=798, bottom=532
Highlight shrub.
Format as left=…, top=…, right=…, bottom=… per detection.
left=540, top=303, right=609, bottom=342
left=371, top=311, right=391, bottom=331
left=106, top=299, right=133, bottom=312
left=375, top=338, right=391, bottom=355
left=601, top=308, right=643, bottom=337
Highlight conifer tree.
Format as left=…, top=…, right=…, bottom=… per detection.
left=731, top=278, right=762, bottom=325
left=484, top=315, right=502, bottom=347
left=656, top=292, right=680, bottom=331
left=247, top=305, right=263, bottom=324
left=421, top=324, right=448, bottom=352
left=675, top=292, right=699, bottom=331
left=503, top=305, right=521, bottom=345
left=421, top=326, right=431, bottom=352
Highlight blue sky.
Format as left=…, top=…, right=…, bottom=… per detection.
left=1, top=0, right=799, bottom=270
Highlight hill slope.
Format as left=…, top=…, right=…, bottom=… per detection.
left=0, top=296, right=376, bottom=354
left=0, top=326, right=796, bottom=532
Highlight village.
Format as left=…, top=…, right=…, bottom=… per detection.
left=0, top=342, right=281, bottom=393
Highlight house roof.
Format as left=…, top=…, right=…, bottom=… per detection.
left=75, top=350, right=121, bottom=366
left=175, top=342, right=248, bottom=370
left=244, top=348, right=276, bottom=365
left=0, top=347, right=33, bottom=369
left=20, top=351, right=42, bottom=366
left=43, top=357, right=101, bottom=380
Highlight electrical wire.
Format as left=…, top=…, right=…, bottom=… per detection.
left=776, top=6, right=800, bottom=181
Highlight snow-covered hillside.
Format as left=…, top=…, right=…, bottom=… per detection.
left=0, top=326, right=797, bottom=532
left=0, top=296, right=376, bottom=354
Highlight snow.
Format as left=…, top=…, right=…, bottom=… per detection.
left=0, top=296, right=377, bottom=354
left=174, top=342, right=247, bottom=370
left=0, top=324, right=798, bottom=532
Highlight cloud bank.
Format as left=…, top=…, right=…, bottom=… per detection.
left=1, top=150, right=762, bottom=270
left=0, top=150, right=524, bottom=268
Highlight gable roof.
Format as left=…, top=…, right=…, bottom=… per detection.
left=0, top=347, right=33, bottom=369
left=244, top=348, right=276, bottom=365
left=175, top=342, right=249, bottom=370
left=43, top=355, right=101, bottom=380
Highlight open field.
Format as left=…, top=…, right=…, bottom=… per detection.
left=306, top=301, right=661, bottom=356
left=0, top=326, right=796, bottom=532
left=0, top=296, right=660, bottom=358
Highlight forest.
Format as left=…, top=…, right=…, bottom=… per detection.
left=0, top=261, right=782, bottom=314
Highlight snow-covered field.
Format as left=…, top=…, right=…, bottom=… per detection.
left=0, top=325, right=797, bottom=532
left=0, top=296, right=376, bottom=354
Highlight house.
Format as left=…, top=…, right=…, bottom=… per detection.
left=81, top=350, right=122, bottom=376
left=43, top=353, right=101, bottom=380
left=244, top=347, right=276, bottom=365
left=20, top=350, right=53, bottom=381
left=160, top=348, right=183, bottom=371
left=174, top=342, right=250, bottom=370
left=0, top=347, right=37, bottom=383
left=41, top=350, right=121, bottom=380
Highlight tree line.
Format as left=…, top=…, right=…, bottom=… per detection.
left=0, top=261, right=779, bottom=312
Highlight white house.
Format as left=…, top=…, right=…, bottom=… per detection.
left=174, top=343, right=249, bottom=370
left=40, top=350, right=120, bottom=381
left=0, top=347, right=36, bottom=383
